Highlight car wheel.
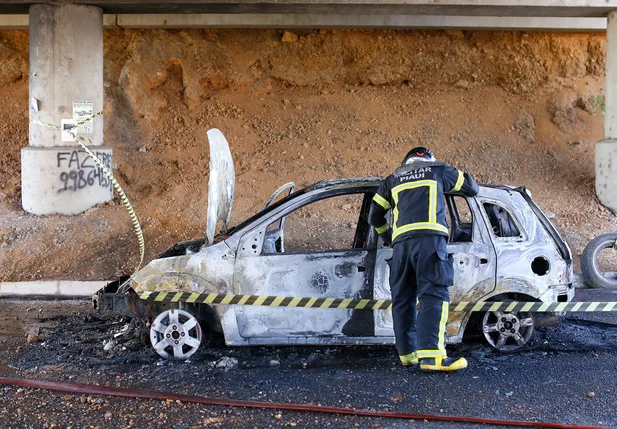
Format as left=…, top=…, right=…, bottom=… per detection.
left=150, top=308, right=203, bottom=360
left=482, top=307, right=534, bottom=352
left=581, top=234, right=617, bottom=289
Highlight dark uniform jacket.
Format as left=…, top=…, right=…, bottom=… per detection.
left=369, top=160, right=479, bottom=244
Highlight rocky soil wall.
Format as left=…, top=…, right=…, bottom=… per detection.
left=0, top=29, right=612, bottom=280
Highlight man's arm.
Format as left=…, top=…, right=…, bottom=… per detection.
left=369, top=181, right=393, bottom=245
left=444, top=165, right=479, bottom=197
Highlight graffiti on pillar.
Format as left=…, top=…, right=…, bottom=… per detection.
left=56, top=150, right=113, bottom=193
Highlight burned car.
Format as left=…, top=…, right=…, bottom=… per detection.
left=95, top=130, right=574, bottom=360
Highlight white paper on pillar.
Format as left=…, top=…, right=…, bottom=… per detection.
left=73, top=100, right=94, bottom=134
left=61, top=119, right=77, bottom=142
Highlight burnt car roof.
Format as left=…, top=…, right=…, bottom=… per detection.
left=226, top=177, right=570, bottom=264
left=227, top=176, right=493, bottom=237
left=225, top=177, right=381, bottom=236
left=307, top=178, right=522, bottom=193
left=308, top=177, right=383, bottom=191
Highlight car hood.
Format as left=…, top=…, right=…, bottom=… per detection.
left=206, top=128, right=235, bottom=245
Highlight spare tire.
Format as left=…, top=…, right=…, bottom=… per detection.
left=581, top=234, right=617, bottom=289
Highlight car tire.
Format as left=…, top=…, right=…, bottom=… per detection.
left=480, top=300, right=535, bottom=352
left=581, top=234, right=617, bottom=289
left=150, top=308, right=203, bottom=360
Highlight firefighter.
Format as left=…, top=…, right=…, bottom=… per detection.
left=369, top=147, right=479, bottom=371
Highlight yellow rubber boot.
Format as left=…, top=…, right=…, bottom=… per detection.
left=419, top=356, right=468, bottom=371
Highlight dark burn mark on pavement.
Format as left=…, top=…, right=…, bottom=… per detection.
left=4, top=289, right=617, bottom=428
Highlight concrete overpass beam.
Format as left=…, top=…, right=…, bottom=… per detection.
left=597, top=11, right=617, bottom=213
left=22, top=4, right=112, bottom=215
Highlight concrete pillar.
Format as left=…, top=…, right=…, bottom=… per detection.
left=597, top=11, right=617, bottom=213
left=22, top=4, right=112, bottom=215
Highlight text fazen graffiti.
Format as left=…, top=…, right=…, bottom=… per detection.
left=57, top=150, right=112, bottom=193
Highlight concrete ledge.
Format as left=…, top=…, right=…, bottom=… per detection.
left=0, top=281, right=109, bottom=297
left=0, top=14, right=27, bottom=28
left=0, top=14, right=609, bottom=31
left=3, top=1, right=617, bottom=17
left=114, top=14, right=609, bottom=31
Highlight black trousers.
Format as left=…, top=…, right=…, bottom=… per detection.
left=388, top=235, right=454, bottom=363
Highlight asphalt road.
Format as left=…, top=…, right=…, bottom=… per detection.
left=0, top=288, right=616, bottom=429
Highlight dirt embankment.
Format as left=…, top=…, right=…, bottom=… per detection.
left=0, top=29, right=613, bottom=280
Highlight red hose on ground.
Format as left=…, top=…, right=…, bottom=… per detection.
left=0, top=377, right=607, bottom=429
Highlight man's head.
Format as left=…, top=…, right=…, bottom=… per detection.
left=402, top=147, right=436, bottom=165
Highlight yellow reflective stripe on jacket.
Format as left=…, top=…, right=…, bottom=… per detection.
left=392, top=222, right=448, bottom=240
left=389, top=179, right=451, bottom=240
left=375, top=223, right=389, bottom=234
left=373, top=193, right=391, bottom=210
left=451, top=170, right=465, bottom=192
left=391, top=180, right=438, bottom=238
left=391, top=180, right=444, bottom=240
left=392, top=180, right=439, bottom=221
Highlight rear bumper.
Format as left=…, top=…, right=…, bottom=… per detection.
left=548, top=282, right=575, bottom=303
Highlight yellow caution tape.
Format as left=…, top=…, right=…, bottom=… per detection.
left=137, top=291, right=616, bottom=313
left=30, top=112, right=145, bottom=271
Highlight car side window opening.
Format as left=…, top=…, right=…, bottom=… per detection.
left=445, top=195, right=474, bottom=243
left=262, top=184, right=296, bottom=240
left=483, top=202, right=521, bottom=238
left=262, top=192, right=375, bottom=254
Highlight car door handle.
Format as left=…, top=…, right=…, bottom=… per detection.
left=460, top=256, right=489, bottom=267
left=335, top=264, right=366, bottom=277
left=477, top=256, right=489, bottom=266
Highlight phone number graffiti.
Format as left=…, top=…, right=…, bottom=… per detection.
left=56, top=150, right=113, bottom=193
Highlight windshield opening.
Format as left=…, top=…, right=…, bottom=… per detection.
left=224, top=188, right=309, bottom=236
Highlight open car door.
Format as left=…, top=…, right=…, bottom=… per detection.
left=373, top=194, right=497, bottom=339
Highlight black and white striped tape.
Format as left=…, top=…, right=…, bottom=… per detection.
left=138, top=290, right=617, bottom=312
